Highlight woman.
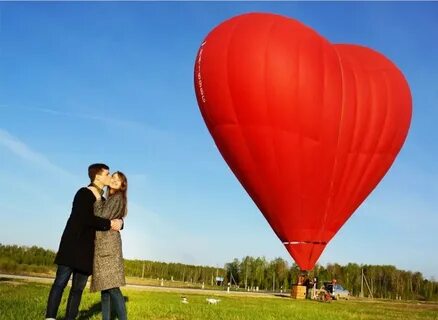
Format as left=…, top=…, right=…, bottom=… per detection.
left=90, top=171, right=128, bottom=320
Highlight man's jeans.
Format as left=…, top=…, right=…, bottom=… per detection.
left=101, top=287, right=127, bottom=320
left=45, top=264, right=89, bottom=320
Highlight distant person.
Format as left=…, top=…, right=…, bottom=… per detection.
left=303, top=275, right=311, bottom=298
left=45, top=163, right=123, bottom=320
left=90, top=171, right=128, bottom=320
left=312, top=277, right=318, bottom=299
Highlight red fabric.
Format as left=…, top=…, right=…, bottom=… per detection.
left=194, top=13, right=412, bottom=270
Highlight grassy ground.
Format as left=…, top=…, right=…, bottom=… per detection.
left=1, top=279, right=437, bottom=320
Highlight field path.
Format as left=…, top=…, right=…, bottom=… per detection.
left=0, top=273, right=288, bottom=299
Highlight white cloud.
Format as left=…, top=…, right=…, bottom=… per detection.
left=0, top=128, right=75, bottom=179
left=0, top=104, right=171, bottom=141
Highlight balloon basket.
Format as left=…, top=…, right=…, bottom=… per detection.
left=291, top=285, right=307, bottom=299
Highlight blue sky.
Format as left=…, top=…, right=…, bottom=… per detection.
left=0, top=2, right=437, bottom=279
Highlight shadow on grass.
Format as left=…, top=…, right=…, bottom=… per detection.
left=77, top=302, right=101, bottom=320
left=75, top=296, right=129, bottom=320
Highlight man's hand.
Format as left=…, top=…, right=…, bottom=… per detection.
left=110, top=219, right=123, bottom=231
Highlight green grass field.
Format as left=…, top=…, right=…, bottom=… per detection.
left=1, top=279, right=437, bottom=320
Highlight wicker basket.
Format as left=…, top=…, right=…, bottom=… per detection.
left=291, top=285, right=307, bottom=299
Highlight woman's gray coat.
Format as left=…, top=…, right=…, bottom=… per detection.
left=90, top=192, right=126, bottom=292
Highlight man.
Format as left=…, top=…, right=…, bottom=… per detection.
left=45, top=163, right=123, bottom=320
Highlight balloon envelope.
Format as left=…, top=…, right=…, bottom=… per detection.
left=194, top=13, right=412, bottom=270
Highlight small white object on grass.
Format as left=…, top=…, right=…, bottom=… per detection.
left=206, top=298, right=221, bottom=304
left=181, top=296, right=189, bottom=304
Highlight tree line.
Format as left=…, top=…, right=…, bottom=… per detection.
left=1, top=244, right=437, bottom=301
left=225, top=257, right=438, bottom=301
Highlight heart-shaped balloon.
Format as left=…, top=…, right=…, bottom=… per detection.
left=194, top=13, right=412, bottom=270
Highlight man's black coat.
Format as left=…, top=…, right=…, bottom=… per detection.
left=54, top=187, right=111, bottom=275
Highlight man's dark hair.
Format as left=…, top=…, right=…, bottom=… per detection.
left=88, top=163, right=109, bottom=182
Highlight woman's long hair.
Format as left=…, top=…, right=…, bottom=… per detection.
left=108, top=171, right=128, bottom=218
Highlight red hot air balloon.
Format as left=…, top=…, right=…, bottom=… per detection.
left=194, top=13, right=412, bottom=270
